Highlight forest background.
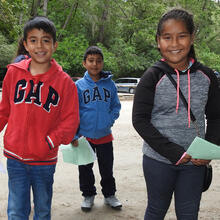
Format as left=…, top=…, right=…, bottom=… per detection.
left=0, top=0, right=220, bottom=79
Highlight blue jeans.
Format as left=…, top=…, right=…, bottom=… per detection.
left=143, top=155, right=205, bottom=220
left=7, top=158, right=56, bottom=220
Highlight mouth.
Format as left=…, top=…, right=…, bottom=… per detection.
left=35, top=51, right=46, bottom=56
left=169, top=50, right=182, bottom=54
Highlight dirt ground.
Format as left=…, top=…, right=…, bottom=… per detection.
left=1, top=98, right=220, bottom=219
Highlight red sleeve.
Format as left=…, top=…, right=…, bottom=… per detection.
left=0, top=68, right=11, bottom=132
left=47, top=80, right=80, bottom=148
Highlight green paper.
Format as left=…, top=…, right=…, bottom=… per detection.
left=187, top=136, right=220, bottom=160
left=60, top=137, right=96, bottom=165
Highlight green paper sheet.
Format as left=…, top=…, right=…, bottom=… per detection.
left=60, top=137, right=96, bottom=165
left=186, top=136, right=220, bottom=160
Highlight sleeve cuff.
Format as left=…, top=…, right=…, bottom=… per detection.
left=46, top=136, right=55, bottom=149
left=175, top=152, right=186, bottom=165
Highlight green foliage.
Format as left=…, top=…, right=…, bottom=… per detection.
left=109, top=38, right=148, bottom=78
left=196, top=42, right=220, bottom=71
left=1, top=0, right=220, bottom=75
left=0, top=34, right=16, bottom=67
left=97, top=43, right=119, bottom=77
left=0, top=0, right=26, bottom=41
left=53, top=34, right=89, bottom=75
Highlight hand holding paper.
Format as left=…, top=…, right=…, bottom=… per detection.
left=60, top=137, right=96, bottom=165
left=187, top=137, right=220, bottom=160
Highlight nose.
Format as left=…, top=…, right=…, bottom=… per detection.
left=171, top=37, right=179, bottom=47
left=92, top=61, right=98, bottom=66
left=37, top=40, right=43, bottom=48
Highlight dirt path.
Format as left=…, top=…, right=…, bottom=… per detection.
left=0, top=100, right=220, bottom=219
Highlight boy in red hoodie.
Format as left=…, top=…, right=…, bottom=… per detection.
left=0, top=16, right=79, bottom=219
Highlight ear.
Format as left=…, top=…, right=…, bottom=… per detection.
left=82, top=61, right=86, bottom=68
left=53, top=41, right=58, bottom=52
left=23, top=40, right=29, bottom=52
left=157, top=36, right=161, bottom=49
left=191, top=33, right=195, bottom=45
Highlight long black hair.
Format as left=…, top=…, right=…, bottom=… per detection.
left=156, top=8, right=196, bottom=59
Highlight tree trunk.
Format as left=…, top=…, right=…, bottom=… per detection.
left=202, top=0, right=207, bottom=10
left=97, top=1, right=109, bottom=44
left=30, top=0, right=41, bottom=17
left=19, top=0, right=25, bottom=25
left=43, top=0, right=48, bottom=16
left=58, top=1, right=79, bottom=40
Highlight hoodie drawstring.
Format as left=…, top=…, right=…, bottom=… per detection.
left=175, top=69, right=191, bottom=128
left=175, top=69, right=180, bottom=114
left=187, top=69, right=191, bottom=128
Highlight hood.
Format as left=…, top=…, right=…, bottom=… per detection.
left=100, top=70, right=112, bottom=79
left=152, top=59, right=203, bottom=75
left=7, top=58, right=63, bottom=82
left=84, top=70, right=113, bottom=84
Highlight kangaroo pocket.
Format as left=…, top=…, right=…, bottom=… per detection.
left=4, top=128, right=58, bottom=161
left=27, top=131, right=58, bottom=160
left=80, top=108, right=112, bottom=137
left=96, top=110, right=112, bottom=130
left=80, top=111, right=95, bottom=131
left=4, top=129, right=25, bottom=157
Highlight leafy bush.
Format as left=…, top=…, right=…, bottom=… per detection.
left=53, top=34, right=89, bottom=75
left=0, top=34, right=16, bottom=67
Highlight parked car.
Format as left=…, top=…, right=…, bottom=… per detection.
left=114, top=77, right=140, bottom=94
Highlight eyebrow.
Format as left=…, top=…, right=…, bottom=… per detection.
left=28, top=35, right=52, bottom=39
left=88, top=57, right=102, bottom=60
left=161, top=31, right=190, bottom=35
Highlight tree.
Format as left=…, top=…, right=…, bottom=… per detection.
left=57, top=0, right=79, bottom=41
left=53, top=34, right=89, bottom=75
left=43, top=0, right=48, bottom=16
left=1, top=0, right=220, bottom=74
left=0, top=34, right=16, bottom=66
left=30, top=0, right=41, bottom=17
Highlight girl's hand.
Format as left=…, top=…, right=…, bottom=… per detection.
left=178, top=153, right=192, bottom=164
left=71, top=139, right=79, bottom=147
left=191, top=159, right=211, bottom=166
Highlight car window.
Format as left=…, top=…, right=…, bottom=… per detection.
left=125, top=79, right=130, bottom=83
left=115, top=78, right=139, bottom=84
left=129, top=79, right=136, bottom=83
left=115, top=79, right=122, bottom=83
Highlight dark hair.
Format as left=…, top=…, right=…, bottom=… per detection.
left=23, top=16, right=56, bottom=43
left=156, top=8, right=196, bottom=59
left=16, top=37, right=29, bottom=56
left=83, top=46, right=104, bottom=61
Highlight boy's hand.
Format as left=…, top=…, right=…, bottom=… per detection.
left=71, top=139, right=79, bottom=147
left=178, top=153, right=192, bottom=164
left=191, top=159, right=211, bottom=166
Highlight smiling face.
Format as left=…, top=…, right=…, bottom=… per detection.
left=157, top=19, right=194, bottom=70
left=24, top=28, right=57, bottom=73
left=83, top=54, right=104, bottom=82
